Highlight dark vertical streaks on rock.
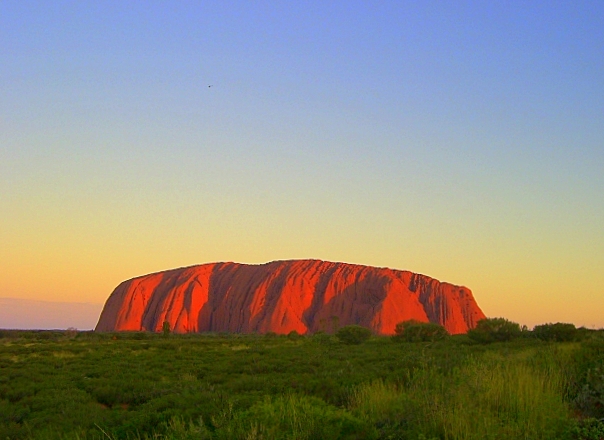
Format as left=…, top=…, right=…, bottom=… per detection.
left=301, top=261, right=339, bottom=329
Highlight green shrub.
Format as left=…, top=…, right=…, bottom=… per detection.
left=161, top=416, right=213, bottom=439
left=287, top=330, right=302, bottom=341
left=468, top=317, right=522, bottom=343
left=162, top=321, right=171, bottom=337
left=348, top=380, right=407, bottom=426
left=392, top=320, right=449, bottom=342
left=568, top=418, right=604, bottom=440
left=218, top=394, right=376, bottom=440
left=348, top=353, right=571, bottom=440
left=429, top=356, right=570, bottom=439
left=1, top=328, right=595, bottom=438
left=311, top=331, right=333, bottom=345
left=533, top=322, right=579, bottom=342
left=336, top=325, right=372, bottom=345
left=574, top=365, right=604, bottom=419
left=567, top=340, right=604, bottom=418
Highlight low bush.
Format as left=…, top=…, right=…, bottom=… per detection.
left=468, top=317, right=522, bottom=343
left=287, top=330, right=302, bottom=341
left=217, top=394, right=375, bottom=440
left=311, top=331, right=333, bottom=345
left=574, top=364, right=604, bottom=419
left=162, top=321, right=171, bottom=337
left=1, top=329, right=603, bottom=438
left=336, top=325, right=372, bottom=345
left=348, top=352, right=571, bottom=439
left=392, top=320, right=449, bottom=342
left=568, top=418, right=604, bottom=440
left=533, top=322, right=579, bottom=342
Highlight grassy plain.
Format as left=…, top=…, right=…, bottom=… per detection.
left=0, top=330, right=603, bottom=439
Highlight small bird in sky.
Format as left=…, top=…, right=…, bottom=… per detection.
left=208, top=85, right=213, bottom=88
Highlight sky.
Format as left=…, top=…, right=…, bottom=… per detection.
left=1, top=1, right=603, bottom=330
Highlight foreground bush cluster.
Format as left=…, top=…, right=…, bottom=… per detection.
left=0, top=326, right=603, bottom=439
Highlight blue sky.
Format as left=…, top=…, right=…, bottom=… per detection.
left=1, top=1, right=603, bottom=329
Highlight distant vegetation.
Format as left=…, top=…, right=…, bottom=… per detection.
left=335, top=325, right=373, bottom=345
left=467, top=317, right=523, bottom=343
left=392, top=320, right=449, bottom=342
left=0, top=320, right=603, bottom=439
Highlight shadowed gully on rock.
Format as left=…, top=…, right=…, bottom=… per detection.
left=95, top=260, right=486, bottom=335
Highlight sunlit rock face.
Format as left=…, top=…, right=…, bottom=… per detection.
left=95, top=260, right=485, bottom=335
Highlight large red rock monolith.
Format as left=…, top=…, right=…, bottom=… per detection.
left=95, top=260, right=485, bottom=335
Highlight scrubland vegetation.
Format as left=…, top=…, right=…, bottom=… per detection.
left=1, top=320, right=603, bottom=439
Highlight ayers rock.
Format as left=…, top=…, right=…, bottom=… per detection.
left=95, top=260, right=485, bottom=335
